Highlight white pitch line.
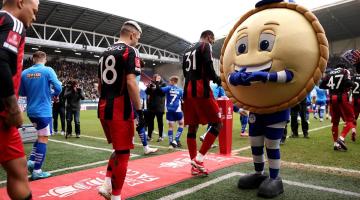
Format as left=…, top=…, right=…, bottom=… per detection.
left=282, top=161, right=360, bottom=175
left=231, top=146, right=251, bottom=155
left=0, top=160, right=109, bottom=185
left=49, top=139, right=113, bottom=152
left=157, top=172, right=241, bottom=200
left=80, top=134, right=187, bottom=151
left=158, top=172, right=360, bottom=200
left=231, top=122, right=335, bottom=154
left=81, top=134, right=167, bottom=149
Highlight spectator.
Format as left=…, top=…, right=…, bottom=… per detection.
left=145, top=74, right=166, bottom=142
left=290, top=98, right=309, bottom=138
left=64, top=80, right=85, bottom=138
left=52, top=85, right=66, bottom=135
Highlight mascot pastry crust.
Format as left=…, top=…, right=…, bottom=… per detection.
left=220, top=0, right=329, bottom=198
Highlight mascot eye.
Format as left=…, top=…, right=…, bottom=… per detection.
left=235, top=36, right=248, bottom=55
left=259, top=33, right=275, bottom=52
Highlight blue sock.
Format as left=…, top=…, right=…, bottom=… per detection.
left=29, top=140, right=38, bottom=162
left=34, top=142, right=47, bottom=171
left=319, top=109, right=325, bottom=119
left=240, top=116, right=248, bottom=133
left=168, top=130, right=173, bottom=144
left=137, top=127, right=148, bottom=146
left=175, top=127, right=183, bottom=142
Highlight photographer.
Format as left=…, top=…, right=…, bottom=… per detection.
left=64, top=80, right=85, bottom=138
left=146, top=74, right=166, bottom=142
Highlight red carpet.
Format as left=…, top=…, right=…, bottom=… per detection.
left=0, top=151, right=250, bottom=200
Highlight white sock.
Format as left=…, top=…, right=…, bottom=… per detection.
left=33, top=169, right=42, bottom=174
left=196, top=153, right=205, bottom=162
left=111, top=195, right=121, bottom=200
left=256, top=171, right=264, bottom=175
left=352, top=128, right=356, bottom=133
left=339, top=136, right=345, bottom=141
left=144, top=145, right=149, bottom=151
left=334, top=142, right=338, bottom=146
left=105, top=177, right=111, bottom=186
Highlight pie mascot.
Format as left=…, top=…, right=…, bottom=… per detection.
left=220, top=0, right=328, bottom=198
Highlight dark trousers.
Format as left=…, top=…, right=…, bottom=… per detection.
left=66, top=110, right=80, bottom=135
left=53, top=106, right=65, bottom=132
left=147, top=111, right=164, bottom=138
left=290, top=101, right=308, bottom=136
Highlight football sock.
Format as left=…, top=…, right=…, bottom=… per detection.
left=168, top=130, right=174, bottom=144
left=106, top=152, right=115, bottom=179
left=250, top=136, right=265, bottom=174
left=187, top=137, right=197, bottom=160
left=341, top=122, right=354, bottom=139
left=196, top=153, right=204, bottom=162
left=332, top=126, right=339, bottom=142
left=112, top=151, right=130, bottom=196
left=199, top=132, right=217, bottom=155
left=34, top=142, right=47, bottom=171
left=175, top=127, right=183, bottom=142
left=137, top=127, right=148, bottom=147
left=240, top=116, right=248, bottom=133
left=29, top=141, right=38, bottom=162
left=111, top=195, right=121, bottom=200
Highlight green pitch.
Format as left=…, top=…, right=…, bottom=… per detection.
left=1, top=110, right=359, bottom=199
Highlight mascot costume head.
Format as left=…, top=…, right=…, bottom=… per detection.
left=220, top=0, right=329, bottom=198
left=221, top=0, right=329, bottom=114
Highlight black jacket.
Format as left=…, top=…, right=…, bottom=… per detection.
left=53, top=86, right=66, bottom=109
left=64, top=86, right=85, bottom=111
left=145, top=80, right=166, bottom=113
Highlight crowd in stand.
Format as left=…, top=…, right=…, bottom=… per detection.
left=24, top=58, right=98, bottom=100
left=21, top=55, right=346, bottom=101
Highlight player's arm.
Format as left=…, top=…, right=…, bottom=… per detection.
left=19, top=71, right=27, bottom=97
left=319, top=74, right=330, bottom=89
left=203, top=43, right=221, bottom=85
left=0, top=51, right=22, bottom=127
left=160, top=86, right=170, bottom=93
left=79, top=88, right=85, bottom=100
left=266, top=70, right=293, bottom=83
left=48, top=68, right=62, bottom=96
left=343, top=69, right=355, bottom=89
left=127, top=47, right=145, bottom=129
left=127, top=74, right=141, bottom=110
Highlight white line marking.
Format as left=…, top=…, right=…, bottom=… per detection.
left=158, top=172, right=360, bottom=200
left=49, top=139, right=140, bottom=157
left=231, top=146, right=251, bottom=155
left=231, top=122, right=360, bottom=174
left=80, top=135, right=187, bottom=151
left=0, top=153, right=141, bottom=185
left=282, top=161, right=360, bottom=175
left=0, top=160, right=108, bottom=185
left=49, top=139, right=113, bottom=152
left=231, top=122, right=336, bottom=154
left=157, top=172, right=241, bottom=200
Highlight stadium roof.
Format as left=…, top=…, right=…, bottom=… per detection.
left=212, top=0, right=360, bottom=58
left=0, top=0, right=192, bottom=57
